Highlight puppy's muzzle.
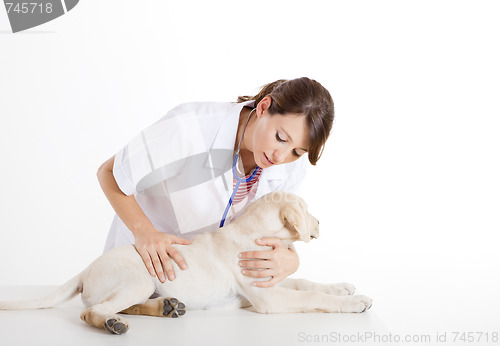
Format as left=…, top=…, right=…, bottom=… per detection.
left=310, top=218, right=319, bottom=239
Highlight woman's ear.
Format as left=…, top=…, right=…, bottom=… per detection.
left=280, top=202, right=310, bottom=242
left=256, top=96, right=272, bottom=117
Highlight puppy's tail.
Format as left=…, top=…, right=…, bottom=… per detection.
left=0, top=274, right=82, bottom=310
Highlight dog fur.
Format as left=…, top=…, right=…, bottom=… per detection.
left=0, top=191, right=372, bottom=334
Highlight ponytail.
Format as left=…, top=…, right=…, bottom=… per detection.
left=237, top=80, right=287, bottom=105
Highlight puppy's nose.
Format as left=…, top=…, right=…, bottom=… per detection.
left=311, top=217, right=319, bottom=239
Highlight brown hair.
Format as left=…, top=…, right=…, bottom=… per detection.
left=237, top=77, right=334, bottom=165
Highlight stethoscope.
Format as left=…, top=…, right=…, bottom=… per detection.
left=219, top=108, right=260, bottom=228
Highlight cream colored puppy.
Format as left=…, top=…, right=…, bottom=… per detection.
left=0, top=191, right=372, bottom=334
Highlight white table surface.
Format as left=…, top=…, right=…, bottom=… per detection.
left=0, top=286, right=391, bottom=346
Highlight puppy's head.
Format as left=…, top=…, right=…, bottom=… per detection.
left=259, top=191, right=319, bottom=242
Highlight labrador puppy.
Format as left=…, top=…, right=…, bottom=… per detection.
left=0, top=191, right=372, bottom=334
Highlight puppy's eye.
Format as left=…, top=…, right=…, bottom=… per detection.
left=276, top=133, right=286, bottom=143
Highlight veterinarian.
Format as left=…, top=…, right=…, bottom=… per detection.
left=97, top=77, right=334, bottom=287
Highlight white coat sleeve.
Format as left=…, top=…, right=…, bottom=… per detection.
left=112, top=105, right=206, bottom=196
left=268, top=156, right=308, bottom=196
left=280, top=156, right=309, bottom=195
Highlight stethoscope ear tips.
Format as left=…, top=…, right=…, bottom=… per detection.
left=5, top=0, right=80, bottom=33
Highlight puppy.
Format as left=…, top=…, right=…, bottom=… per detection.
left=0, top=191, right=372, bottom=334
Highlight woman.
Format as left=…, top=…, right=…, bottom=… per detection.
left=97, top=77, right=334, bottom=288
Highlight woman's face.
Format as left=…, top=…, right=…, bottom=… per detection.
left=251, top=100, right=309, bottom=168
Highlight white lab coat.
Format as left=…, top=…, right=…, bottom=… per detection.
left=104, top=100, right=308, bottom=251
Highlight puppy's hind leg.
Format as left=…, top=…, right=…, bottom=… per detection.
left=121, top=296, right=186, bottom=318
left=80, top=285, right=155, bottom=335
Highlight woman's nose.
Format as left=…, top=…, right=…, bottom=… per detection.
left=273, top=149, right=286, bottom=164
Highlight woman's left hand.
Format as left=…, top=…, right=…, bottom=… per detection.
left=238, top=237, right=299, bottom=288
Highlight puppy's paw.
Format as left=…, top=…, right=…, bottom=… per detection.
left=105, top=317, right=129, bottom=335
left=326, top=282, right=356, bottom=296
left=163, top=297, right=186, bottom=318
left=341, top=295, right=372, bottom=313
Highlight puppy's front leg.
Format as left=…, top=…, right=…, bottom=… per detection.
left=278, top=278, right=356, bottom=296
left=246, top=287, right=371, bottom=314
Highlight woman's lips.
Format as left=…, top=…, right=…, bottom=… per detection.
left=264, top=153, right=275, bottom=165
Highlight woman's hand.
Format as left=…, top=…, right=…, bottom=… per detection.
left=238, top=237, right=299, bottom=288
left=134, top=230, right=192, bottom=283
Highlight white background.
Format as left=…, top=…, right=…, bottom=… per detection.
left=1, top=0, right=499, bottom=337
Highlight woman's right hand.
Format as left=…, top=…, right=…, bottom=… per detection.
left=134, top=230, right=192, bottom=283
left=97, top=156, right=192, bottom=283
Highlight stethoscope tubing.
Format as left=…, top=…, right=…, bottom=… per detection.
left=219, top=153, right=260, bottom=228
left=219, top=108, right=260, bottom=228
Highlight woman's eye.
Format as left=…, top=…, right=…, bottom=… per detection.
left=276, top=133, right=285, bottom=142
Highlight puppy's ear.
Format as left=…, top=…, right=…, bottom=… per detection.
left=280, top=202, right=310, bottom=242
